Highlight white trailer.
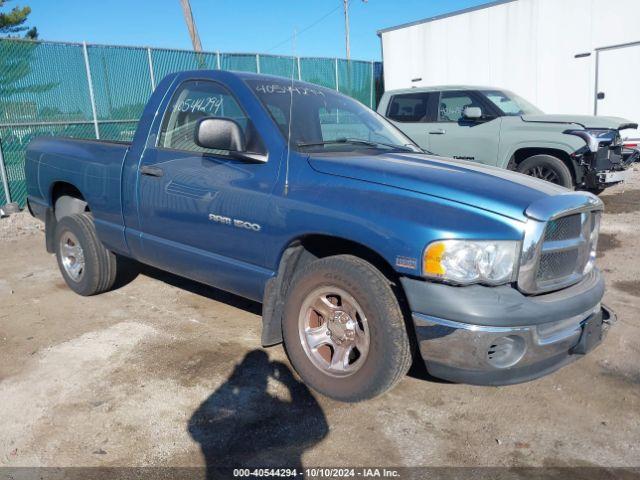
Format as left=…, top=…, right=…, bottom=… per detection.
left=378, top=0, right=640, bottom=142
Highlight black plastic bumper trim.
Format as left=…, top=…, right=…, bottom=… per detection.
left=400, top=270, right=604, bottom=328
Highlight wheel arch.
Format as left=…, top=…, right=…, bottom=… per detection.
left=50, top=182, right=90, bottom=217
left=45, top=182, right=90, bottom=253
left=507, top=147, right=578, bottom=183
left=261, top=233, right=408, bottom=347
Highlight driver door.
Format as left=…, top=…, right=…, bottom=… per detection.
left=136, top=80, right=279, bottom=298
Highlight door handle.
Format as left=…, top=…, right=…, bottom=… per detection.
left=140, top=165, right=164, bottom=177
left=429, top=129, right=446, bottom=135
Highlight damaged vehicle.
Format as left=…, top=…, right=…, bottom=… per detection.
left=379, top=86, right=639, bottom=193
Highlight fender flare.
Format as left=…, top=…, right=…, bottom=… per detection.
left=501, top=142, right=578, bottom=169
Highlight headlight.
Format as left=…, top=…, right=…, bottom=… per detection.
left=565, top=129, right=617, bottom=152
left=423, top=240, right=520, bottom=285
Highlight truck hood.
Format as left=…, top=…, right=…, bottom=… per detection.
left=308, top=152, right=565, bottom=222
left=521, top=114, right=637, bottom=130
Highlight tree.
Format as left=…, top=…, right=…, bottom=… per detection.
left=0, top=0, right=50, bottom=123
left=0, top=0, right=37, bottom=39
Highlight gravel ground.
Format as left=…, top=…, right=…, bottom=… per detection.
left=0, top=210, right=43, bottom=241
left=0, top=168, right=638, bottom=472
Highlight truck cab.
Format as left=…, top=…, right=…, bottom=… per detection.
left=378, top=86, right=638, bottom=193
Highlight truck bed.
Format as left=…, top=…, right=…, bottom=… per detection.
left=25, top=135, right=131, bottom=253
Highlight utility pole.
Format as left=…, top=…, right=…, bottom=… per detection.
left=343, top=0, right=350, bottom=60
left=343, top=0, right=366, bottom=60
left=180, top=0, right=203, bottom=52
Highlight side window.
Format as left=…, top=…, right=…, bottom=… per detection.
left=438, top=91, right=481, bottom=122
left=386, top=93, right=433, bottom=123
left=159, top=80, right=264, bottom=154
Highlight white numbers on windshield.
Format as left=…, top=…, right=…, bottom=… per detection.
left=254, top=83, right=325, bottom=97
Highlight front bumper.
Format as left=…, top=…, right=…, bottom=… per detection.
left=583, top=145, right=638, bottom=188
left=401, top=271, right=615, bottom=385
left=597, top=169, right=629, bottom=185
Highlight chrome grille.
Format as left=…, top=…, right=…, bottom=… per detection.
left=533, top=211, right=599, bottom=291
left=543, top=214, right=582, bottom=242
left=537, top=249, right=580, bottom=282
left=518, top=195, right=602, bottom=295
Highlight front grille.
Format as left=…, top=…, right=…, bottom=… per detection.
left=532, top=211, right=600, bottom=292
left=538, top=249, right=580, bottom=282
left=544, top=214, right=582, bottom=242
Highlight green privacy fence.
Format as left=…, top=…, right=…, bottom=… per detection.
left=0, top=38, right=383, bottom=207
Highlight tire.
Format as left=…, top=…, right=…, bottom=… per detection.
left=282, top=255, right=412, bottom=402
left=54, top=213, right=117, bottom=296
left=516, top=154, right=574, bottom=188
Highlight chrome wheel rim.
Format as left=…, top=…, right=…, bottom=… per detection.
left=298, top=286, right=370, bottom=378
left=525, top=165, right=560, bottom=184
left=59, top=231, right=85, bottom=282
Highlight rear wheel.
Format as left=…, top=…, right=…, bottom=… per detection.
left=282, top=255, right=412, bottom=402
left=54, top=213, right=117, bottom=296
left=516, top=154, right=574, bottom=188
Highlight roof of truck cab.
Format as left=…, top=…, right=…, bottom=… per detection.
left=172, top=70, right=344, bottom=92
left=177, top=70, right=324, bottom=84
left=383, top=85, right=503, bottom=95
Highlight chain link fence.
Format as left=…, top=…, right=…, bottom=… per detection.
left=0, top=38, right=383, bottom=207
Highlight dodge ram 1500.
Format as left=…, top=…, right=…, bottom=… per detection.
left=25, top=71, right=615, bottom=401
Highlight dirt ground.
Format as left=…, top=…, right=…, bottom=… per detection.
left=0, top=169, right=639, bottom=472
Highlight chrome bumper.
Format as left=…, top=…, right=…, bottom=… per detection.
left=413, top=305, right=615, bottom=385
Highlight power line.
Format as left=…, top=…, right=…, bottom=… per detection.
left=265, top=4, right=342, bottom=54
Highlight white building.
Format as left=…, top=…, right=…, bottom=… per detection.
left=378, top=0, right=640, bottom=132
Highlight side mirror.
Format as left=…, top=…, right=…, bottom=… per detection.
left=195, top=117, right=246, bottom=152
left=463, top=106, right=482, bottom=120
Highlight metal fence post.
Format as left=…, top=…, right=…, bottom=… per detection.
left=82, top=41, right=100, bottom=139
left=216, top=51, right=221, bottom=69
left=370, top=60, right=375, bottom=108
left=0, top=139, right=11, bottom=205
left=335, top=58, right=339, bottom=91
left=147, top=47, right=156, bottom=92
left=297, top=56, right=302, bottom=81
left=256, top=54, right=261, bottom=73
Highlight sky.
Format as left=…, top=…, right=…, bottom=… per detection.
left=24, top=0, right=492, bottom=60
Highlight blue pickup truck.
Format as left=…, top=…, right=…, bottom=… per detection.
left=25, top=71, right=615, bottom=401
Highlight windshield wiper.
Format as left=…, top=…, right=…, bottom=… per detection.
left=297, top=137, right=416, bottom=152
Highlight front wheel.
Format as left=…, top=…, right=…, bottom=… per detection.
left=282, top=255, right=412, bottom=402
left=516, top=154, right=574, bottom=188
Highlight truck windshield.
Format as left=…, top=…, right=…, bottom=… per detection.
left=246, top=79, right=422, bottom=153
left=481, top=90, right=543, bottom=116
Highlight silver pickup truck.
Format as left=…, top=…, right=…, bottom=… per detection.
left=378, top=86, right=639, bottom=193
